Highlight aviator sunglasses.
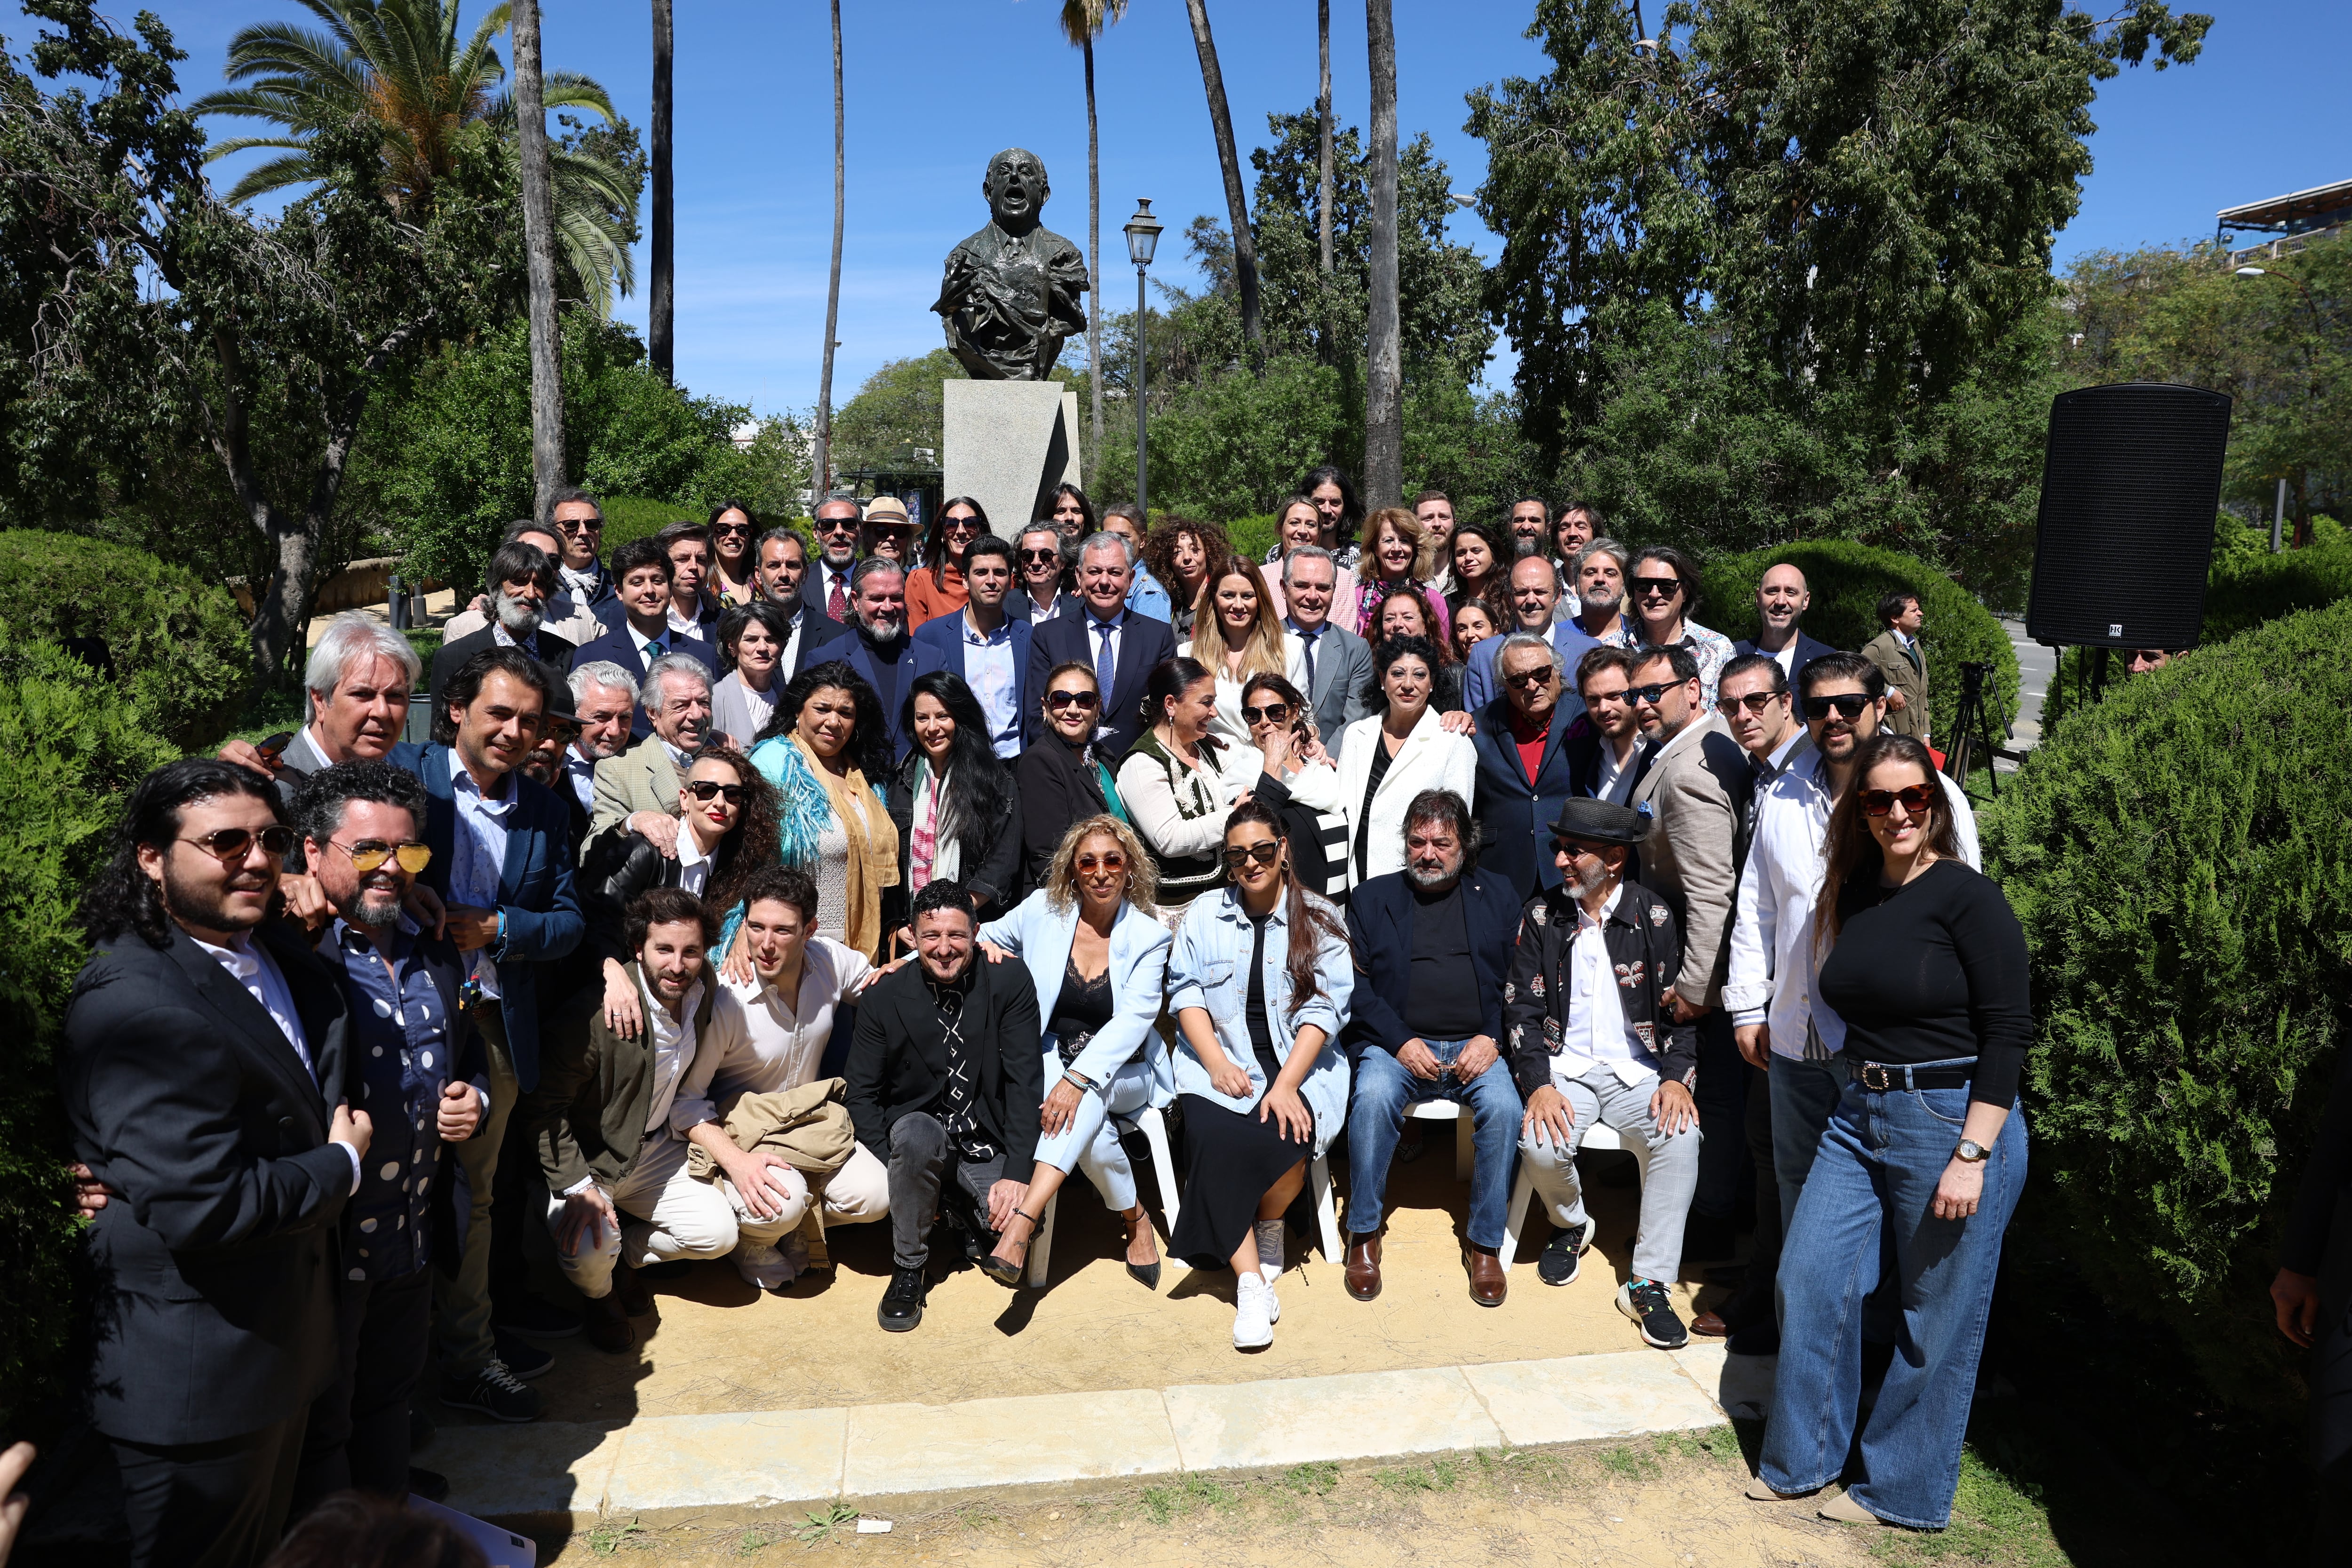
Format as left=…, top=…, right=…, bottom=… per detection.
left=327, top=838, right=432, bottom=875
left=180, top=825, right=297, bottom=860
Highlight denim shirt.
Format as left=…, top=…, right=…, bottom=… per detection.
left=317, top=917, right=479, bottom=1281
left=1166, top=885, right=1354, bottom=1153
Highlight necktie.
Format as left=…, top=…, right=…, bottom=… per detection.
left=1093, top=621, right=1117, bottom=702
left=1297, top=627, right=1319, bottom=693
left=828, top=568, right=849, bottom=622
left=1744, top=756, right=1770, bottom=841
left=644, top=636, right=665, bottom=669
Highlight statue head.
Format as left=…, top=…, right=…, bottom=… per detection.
left=983, top=148, right=1049, bottom=236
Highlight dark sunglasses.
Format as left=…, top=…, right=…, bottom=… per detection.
left=1075, top=851, right=1127, bottom=873
left=1046, top=689, right=1100, bottom=710
left=817, top=517, right=861, bottom=534
left=1627, top=682, right=1679, bottom=705
left=1503, top=667, right=1555, bottom=690
left=1020, top=548, right=1063, bottom=564
left=1803, top=693, right=1873, bottom=720
left=1240, top=702, right=1292, bottom=725
left=1631, top=575, right=1684, bottom=597
left=329, top=838, right=432, bottom=875
left=1716, top=691, right=1785, bottom=715
left=711, top=521, right=751, bottom=537
left=943, top=514, right=981, bottom=530
left=554, top=517, right=602, bottom=534
left=684, top=780, right=749, bottom=804
left=182, top=825, right=297, bottom=860
left=1550, top=837, right=1607, bottom=858
left=1221, top=841, right=1283, bottom=870
left=1859, top=784, right=1937, bottom=818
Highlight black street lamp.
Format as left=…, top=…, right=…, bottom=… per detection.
left=1123, top=198, right=1163, bottom=516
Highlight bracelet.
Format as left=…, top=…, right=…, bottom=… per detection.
left=1061, top=1071, right=1097, bottom=1093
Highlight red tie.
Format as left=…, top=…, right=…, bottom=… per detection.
left=827, top=569, right=849, bottom=622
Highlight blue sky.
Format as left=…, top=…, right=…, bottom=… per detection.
left=111, top=0, right=2352, bottom=419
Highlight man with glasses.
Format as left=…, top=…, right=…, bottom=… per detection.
left=1460, top=554, right=1602, bottom=713
left=291, top=761, right=485, bottom=1511
left=1723, top=652, right=1978, bottom=1349
left=801, top=496, right=866, bottom=622
left=549, top=488, right=615, bottom=609
left=1009, top=525, right=1078, bottom=624
left=1569, top=538, right=1640, bottom=646
left=1470, top=634, right=1590, bottom=903
left=64, top=759, right=367, bottom=1568
left=1280, top=545, right=1374, bottom=743
left=1626, top=545, right=1737, bottom=709
left=1026, top=531, right=1177, bottom=757
left=1567, top=646, right=1649, bottom=805
left=430, top=540, right=576, bottom=716
left=911, top=535, right=1034, bottom=757
left=570, top=539, right=719, bottom=740
left=1732, top=563, right=1837, bottom=686
left=861, top=495, right=918, bottom=571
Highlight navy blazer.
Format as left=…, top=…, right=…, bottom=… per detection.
left=567, top=623, right=718, bottom=740
left=1460, top=620, right=1605, bottom=714
left=1732, top=629, right=1840, bottom=686
left=833, top=632, right=918, bottom=761
left=1470, top=696, right=1593, bottom=903
left=593, top=593, right=723, bottom=642
left=1026, top=608, right=1177, bottom=759
left=1343, top=868, right=1523, bottom=1056
left=389, top=742, right=586, bottom=1091
left=908, top=611, right=1038, bottom=747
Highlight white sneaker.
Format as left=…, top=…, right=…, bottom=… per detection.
left=1263, top=1268, right=1280, bottom=1324
left=735, top=1241, right=798, bottom=1293
left=1232, top=1272, right=1275, bottom=1349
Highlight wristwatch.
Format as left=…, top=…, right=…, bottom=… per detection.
left=1953, top=1138, right=1990, bottom=1164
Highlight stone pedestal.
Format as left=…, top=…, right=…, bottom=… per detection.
left=942, top=381, right=1082, bottom=538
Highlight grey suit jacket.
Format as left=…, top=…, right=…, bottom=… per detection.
left=1627, top=710, right=1749, bottom=1008
left=586, top=738, right=682, bottom=862
left=1292, top=620, right=1374, bottom=745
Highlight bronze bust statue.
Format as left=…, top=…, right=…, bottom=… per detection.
left=932, top=148, right=1089, bottom=381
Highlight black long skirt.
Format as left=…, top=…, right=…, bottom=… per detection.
left=1168, top=1092, right=1312, bottom=1270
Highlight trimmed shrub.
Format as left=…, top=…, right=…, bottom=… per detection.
left=0, top=530, right=250, bottom=750
left=1985, top=597, right=2352, bottom=1415
left=0, top=636, right=180, bottom=1429
left=1696, top=538, right=2019, bottom=726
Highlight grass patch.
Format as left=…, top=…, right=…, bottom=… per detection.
left=584, top=1517, right=649, bottom=1555
left=790, top=1502, right=860, bottom=1545
left=1139, top=1472, right=1239, bottom=1525
left=1597, top=1443, right=1662, bottom=1481
left=1282, top=1461, right=1340, bottom=1496
left=1873, top=1450, right=2067, bottom=1568
left=1373, top=1457, right=1460, bottom=1493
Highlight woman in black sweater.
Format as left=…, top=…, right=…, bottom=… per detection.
left=1754, top=733, right=2030, bottom=1531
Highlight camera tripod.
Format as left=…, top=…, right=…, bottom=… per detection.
left=1941, top=660, right=2018, bottom=796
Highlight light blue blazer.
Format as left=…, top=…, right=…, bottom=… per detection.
left=978, top=890, right=1175, bottom=1105
left=1166, top=885, right=1354, bottom=1154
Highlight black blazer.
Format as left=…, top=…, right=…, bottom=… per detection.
left=60, top=923, right=353, bottom=1445
left=843, top=957, right=1043, bottom=1182
left=1343, top=867, right=1524, bottom=1056
left=568, top=623, right=718, bottom=740
left=1470, top=696, right=1592, bottom=904
left=1732, top=630, right=1840, bottom=685
left=427, top=625, right=576, bottom=719
left=786, top=606, right=855, bottom=680
left=575, top=828, right=750, bottom=970
left=1014, top=733, right=1112, bottom=892
left=1025, top=609, right=1177, bottom=758
left=884, top=753, right=1022, bottom=923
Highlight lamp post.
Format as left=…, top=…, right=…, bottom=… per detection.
left=1123, top=198, right=1163, bottom=517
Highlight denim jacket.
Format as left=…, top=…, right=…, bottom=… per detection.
left=1166, top=885, right=1354, bottom=1154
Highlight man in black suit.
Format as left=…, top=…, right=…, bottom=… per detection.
left=569, top=537, right=717, bottom=740
left=62, top=758, right=367, bottom=1568
left=1025, top=531, right=1176, bottom=757
left=1469, top=634, right=1592, bottom=903
left=845, top=880, right=1042, bottom=1334
left=1007, top=525, right=1081, bottom=625
left=428, top=540, right=576, bottom=716
left=835, top=557, right=917, bottom=758
left=753, top=525, right=854, bottom=673
left=1731, top=562, right=1838, bottom=686
left=800, top=496, right=866, bottom=622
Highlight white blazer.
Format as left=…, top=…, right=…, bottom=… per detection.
left=1179, top=632, right=1309, bottom=748
left=978, top=890, right=1176, bottom=1104
left=1334, top=706, right=1478, bottom=883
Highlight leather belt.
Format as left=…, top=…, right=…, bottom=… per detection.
left=1854, top=1059, right=1974, bottom=1091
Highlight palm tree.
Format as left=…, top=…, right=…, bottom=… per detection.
left=511, top=0, right=566, bottom=517
left=1363, top=0, right=1400, bottom=505
left=1181, top=0, right=1261, bottom=348
left=649, top=0, right=674, bottom=380
left=811, top=0, right=846, bottom=500
left=1060, top=0, right=1128, bottom=491
left=194, top=0, right=639, bottom=314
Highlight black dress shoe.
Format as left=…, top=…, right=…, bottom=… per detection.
left=1728, top=1319, right=1781, bottom=1355
left=878, top=1266, right=927, bottom=1332
left=407, top=1468, right=450, bottom=1503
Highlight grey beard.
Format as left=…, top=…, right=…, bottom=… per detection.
left=860, top=615, right=905, bottom=645
left=494, top=592, right=544, bottom=637
left=1579, top=588, right=1623, bottom=621
left=1572, top=862, right=1614, bottom=899
left=1405, top=861, right=1461, bottom=891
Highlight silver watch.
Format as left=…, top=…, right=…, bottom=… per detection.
left=1953, top=1138, right=1990, bottom=1164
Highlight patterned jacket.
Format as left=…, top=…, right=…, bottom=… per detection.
left=1501, top=878, right=1700, bottom=1100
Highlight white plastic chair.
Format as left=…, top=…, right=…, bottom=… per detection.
left=1024, top=1104, right=1183, bottom=1287
left=1498, top=1120, right=1653, bottom=1275
left=1404, top=1098, right=1478, bottom=1180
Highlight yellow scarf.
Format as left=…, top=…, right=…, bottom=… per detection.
left=791, top=734, right=900, bottom=960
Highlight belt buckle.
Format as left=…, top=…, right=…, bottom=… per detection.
left=1860, top=1061, right=1896, bottom=1092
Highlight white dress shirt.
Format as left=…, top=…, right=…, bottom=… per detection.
left=642, top=972, right=703, bottom=1138
left=192, top=931, right=361, bottom=1191
left=669, top=938, right=874, bottom=1133
left=1594, top=734, right=1642, bottom=804
left=959, top=613, right=1022, bottom=757
left=563, top=746, right=598, bottom=812
left=1082, top=612, right=1126, bottom=742
left=448, top=764, right=515, bottom=1000
left=1554, top=885, right=1659, bottom=1088
left=675, top=825, right=712, bottom=898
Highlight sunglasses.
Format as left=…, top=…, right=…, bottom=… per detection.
left=554, top=518, right=602, bottom=534
left=1550, top=837, right=1607, bottom=858
left=817, top=518, right=861, bottom=534
left=1627, top=682, right=1680, bottom=705
left=1021, top=549, right=1063, bottom=565
left=1221, top=841, right=1283, bottom=870
left=1240, top=702, right=1292, bottom=725
left=711, top=522, right=751, bottom=538
left=1632, top=576, right=1683, bottom=597
left=1503, top=667, right=1555, bottom=690
left=181, top=825, right=297, bottom=860
left=684, top=780, right=749, bottom=804
left=1859, top=784, right=1938, bottom=818
left=1046, top=688, right=1100, bottom=710
left=1803, top=693, right=1873, bottom=720
left=1716, top=691, right=1784, bottom=715
left=1075, top=852, right=1128, bottom=874
left=329, top=838, right=432, bottom=875
left=944, top=515, right=981, bottom=530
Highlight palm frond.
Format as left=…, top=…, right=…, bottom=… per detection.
left=538, top=70, right=614, bottom=119
left=218, top=22, right=368, bottom=102
left=220, top=150, right=326, bottom=207
left=553, top=202, right=629, bottom=313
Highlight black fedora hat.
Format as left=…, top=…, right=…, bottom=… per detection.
left=1548, top=796, right=1649, bottom=847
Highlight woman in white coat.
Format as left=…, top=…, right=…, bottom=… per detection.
left=972, top=815, right=1173, bottom=1289
left=1335, top=634, right=1478, bottom=886
left=1178, top=555, right=1305, bottom=747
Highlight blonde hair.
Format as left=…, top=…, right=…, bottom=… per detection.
left=1360, top=505, right=1435, bottom=582
left=1044, top=814, right=1160, bottom=915
left=1186, top=555, right=1290, bottom=684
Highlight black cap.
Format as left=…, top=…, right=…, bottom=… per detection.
left=1548, top=796, right=1649, bottom=847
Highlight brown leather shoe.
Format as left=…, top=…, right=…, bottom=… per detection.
left=613, top=1260, right=654, bottom=1318
left=583, top=1290, right=634, bottom=1354
left=1465, top=1247, right=1507, bottom=1307
left=1690, top=1308, right=1732, bottom=1337
left=1344, top=1234, right=1383, bottom=1301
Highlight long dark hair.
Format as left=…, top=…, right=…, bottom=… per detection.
left=898, top=670, right=1011, bottom=860
left=1046, top=481, right=1096, bottom=533
left=924, top=495, right=991, bottom=590
left=1139, top=655, right=1214, bottom=740
left=755, top=658, right=893, bottom=781
left=683, top=740, right=782, bottom=915
left=1450, top=520, right=1511, bottom=618
left=1300, top=464, right=1362, bottom=544
left=1223, top=799, right=1351, bottom=1019
left=705, top=498, right=758, bottom=573
left=1813, top=732, right=1963, bottom=953
left=78, top=758, right=285, bottom=947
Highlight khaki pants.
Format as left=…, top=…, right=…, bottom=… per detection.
left=434, top=1005, right=516, bottom=1376
left=548, top=1131, right=800, bottom=1300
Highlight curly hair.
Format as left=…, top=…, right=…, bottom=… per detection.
left=1042, top=812, right=1159, bottom=914
left=1362, top=633, right=1448, bottom=711
left=78, top=758, right=284, bottom=947
left=753, top=659, right=894, bottom=781
left=1140, top=517, right=1232, bottom=606
left=682, top=741, right=781, bottom=916
left=1448, top=520, right=1512, bottom=621
left=1372, top=589, right=1453, bottom=664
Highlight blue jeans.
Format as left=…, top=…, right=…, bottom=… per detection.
left=1345, top=1039, right=1524, bottom=1250
left=1761, top=1067, right=2027, bottom=1528
left=1769, top=1054, right=1848, bottom=1233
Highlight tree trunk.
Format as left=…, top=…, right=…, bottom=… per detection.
left=1181, top=0, right=1260, bottom=348
left=1363, top=0, right=1401, bottom=506
left=649, top=0, right=674, bottom=382
left=513, top=0, right=567, bottom=518
left=1084, top=36, right=1104, bottom=492
left=1318, top=0, right=1334, bottom=278
left=812, top=0, right=845, bottom=501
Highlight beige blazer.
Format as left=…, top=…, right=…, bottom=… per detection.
left=1862, top=630, right=1930, bottom=741
left=585, top=739, right=682, bottom=862
left=1626, top=710, right=1745, bottom=1008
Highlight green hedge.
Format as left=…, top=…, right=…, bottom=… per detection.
left=0, top=635, right=180, bottom=1430
left=1696, top=539, right=2019, bottom=727
left=0, top=530, right=250, bottom=750
left=1985, top=597, right=2352, bottom=1416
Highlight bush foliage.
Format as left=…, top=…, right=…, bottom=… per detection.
left=0, top=636, right=180, bottom=1428
left=0, top=530, right=251, bottom=749
left=1986, top=597, right=2352, bottom=1415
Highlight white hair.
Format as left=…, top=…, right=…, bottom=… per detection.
left=1283, top=544, right=1337, bottom=586
left=1497, top=631, right=1566, bottom=682
left=305, top=613, right=421, bottom=699
left=570, top=660, right=637, bottom=706
left=639, top=653, right=712, bottom=712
